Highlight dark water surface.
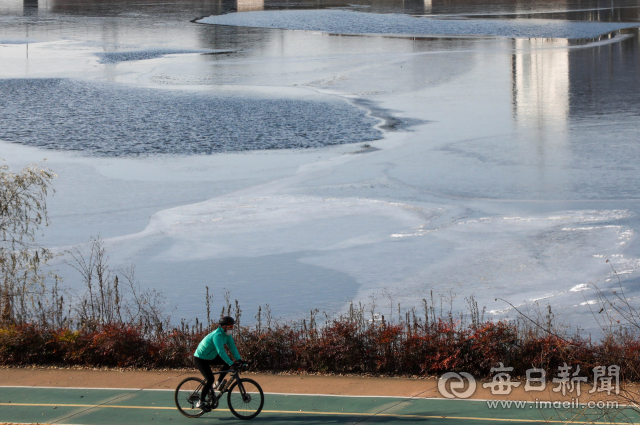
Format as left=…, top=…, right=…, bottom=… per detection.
left=0, top=78, right=381, bottom=156
left=5, top=0, right=640, bottom=18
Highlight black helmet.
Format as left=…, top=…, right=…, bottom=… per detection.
left=219, top=316, right=235, bottom=326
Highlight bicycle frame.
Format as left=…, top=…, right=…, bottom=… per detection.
left=194, top=366, right=246, bottom=404
left=213, top=369, right=239, bottom=399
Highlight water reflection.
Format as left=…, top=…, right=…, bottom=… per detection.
left=511, top=31, right=640, bottom=124
left=446, top=2, right=640, bottom=22
left=568, top=30, right=640, bottom=118
left=508, top=30, right=640, bottom=197
left=238, top=0, right=264, bottom=12
left=419, top=0, right=640, bottom=18
left=511, top=38, right=569, bottom=127
left=3, top=0, right=640, bottom=18
left=23, top=0, right=638, bottom=20
left=510, top=38, right=570, bottom=188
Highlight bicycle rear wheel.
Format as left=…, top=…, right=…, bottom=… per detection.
left=175, top=377, right=206, bottom=418
left=227, top=378, right=264, bottom=420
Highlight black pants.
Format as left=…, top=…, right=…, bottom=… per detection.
left=193, top=355, right=230, bottom=401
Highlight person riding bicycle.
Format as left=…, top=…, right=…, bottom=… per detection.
left=193, top=316, right=243, bottom=410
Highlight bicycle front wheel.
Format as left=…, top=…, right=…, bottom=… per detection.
left=227, top=378, right=264, bottom=420
left=175, top=377, right=206, bottom=418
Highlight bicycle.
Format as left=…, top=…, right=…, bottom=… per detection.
left=174, top=360, right=264, bottom=420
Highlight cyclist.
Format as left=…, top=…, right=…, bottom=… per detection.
left=193, top=316, right=243, bottom=410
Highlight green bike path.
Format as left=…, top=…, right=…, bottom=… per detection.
left=0, top=387, right=637, bottom=424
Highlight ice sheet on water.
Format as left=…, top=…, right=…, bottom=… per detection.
left=198, top=10, right=638, bottom=39
left=87, top=192, right=638, bottom=323
left=55, top=195, right=432, bottom=320
left=0, top=78, right=381, bottom=156
left=95, top=48, right=230, bottom=64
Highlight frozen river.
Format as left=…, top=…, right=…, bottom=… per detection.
left=2, top=0, right=640, bottom=331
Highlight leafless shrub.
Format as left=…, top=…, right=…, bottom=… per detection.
left=0, top=162, right=57, bottom=326
left=64, top=237, right=171, bottom=336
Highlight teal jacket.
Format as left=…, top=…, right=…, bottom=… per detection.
left=194, top=327, right=241, bottom=366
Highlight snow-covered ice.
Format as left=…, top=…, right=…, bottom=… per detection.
left=198, top=10, right=638, bottom=39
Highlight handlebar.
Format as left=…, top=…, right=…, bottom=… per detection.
left=232, top=359, right=253, bottom=371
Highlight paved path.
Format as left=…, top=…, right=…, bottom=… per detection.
left=1, top=387, right=638, bottom=424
